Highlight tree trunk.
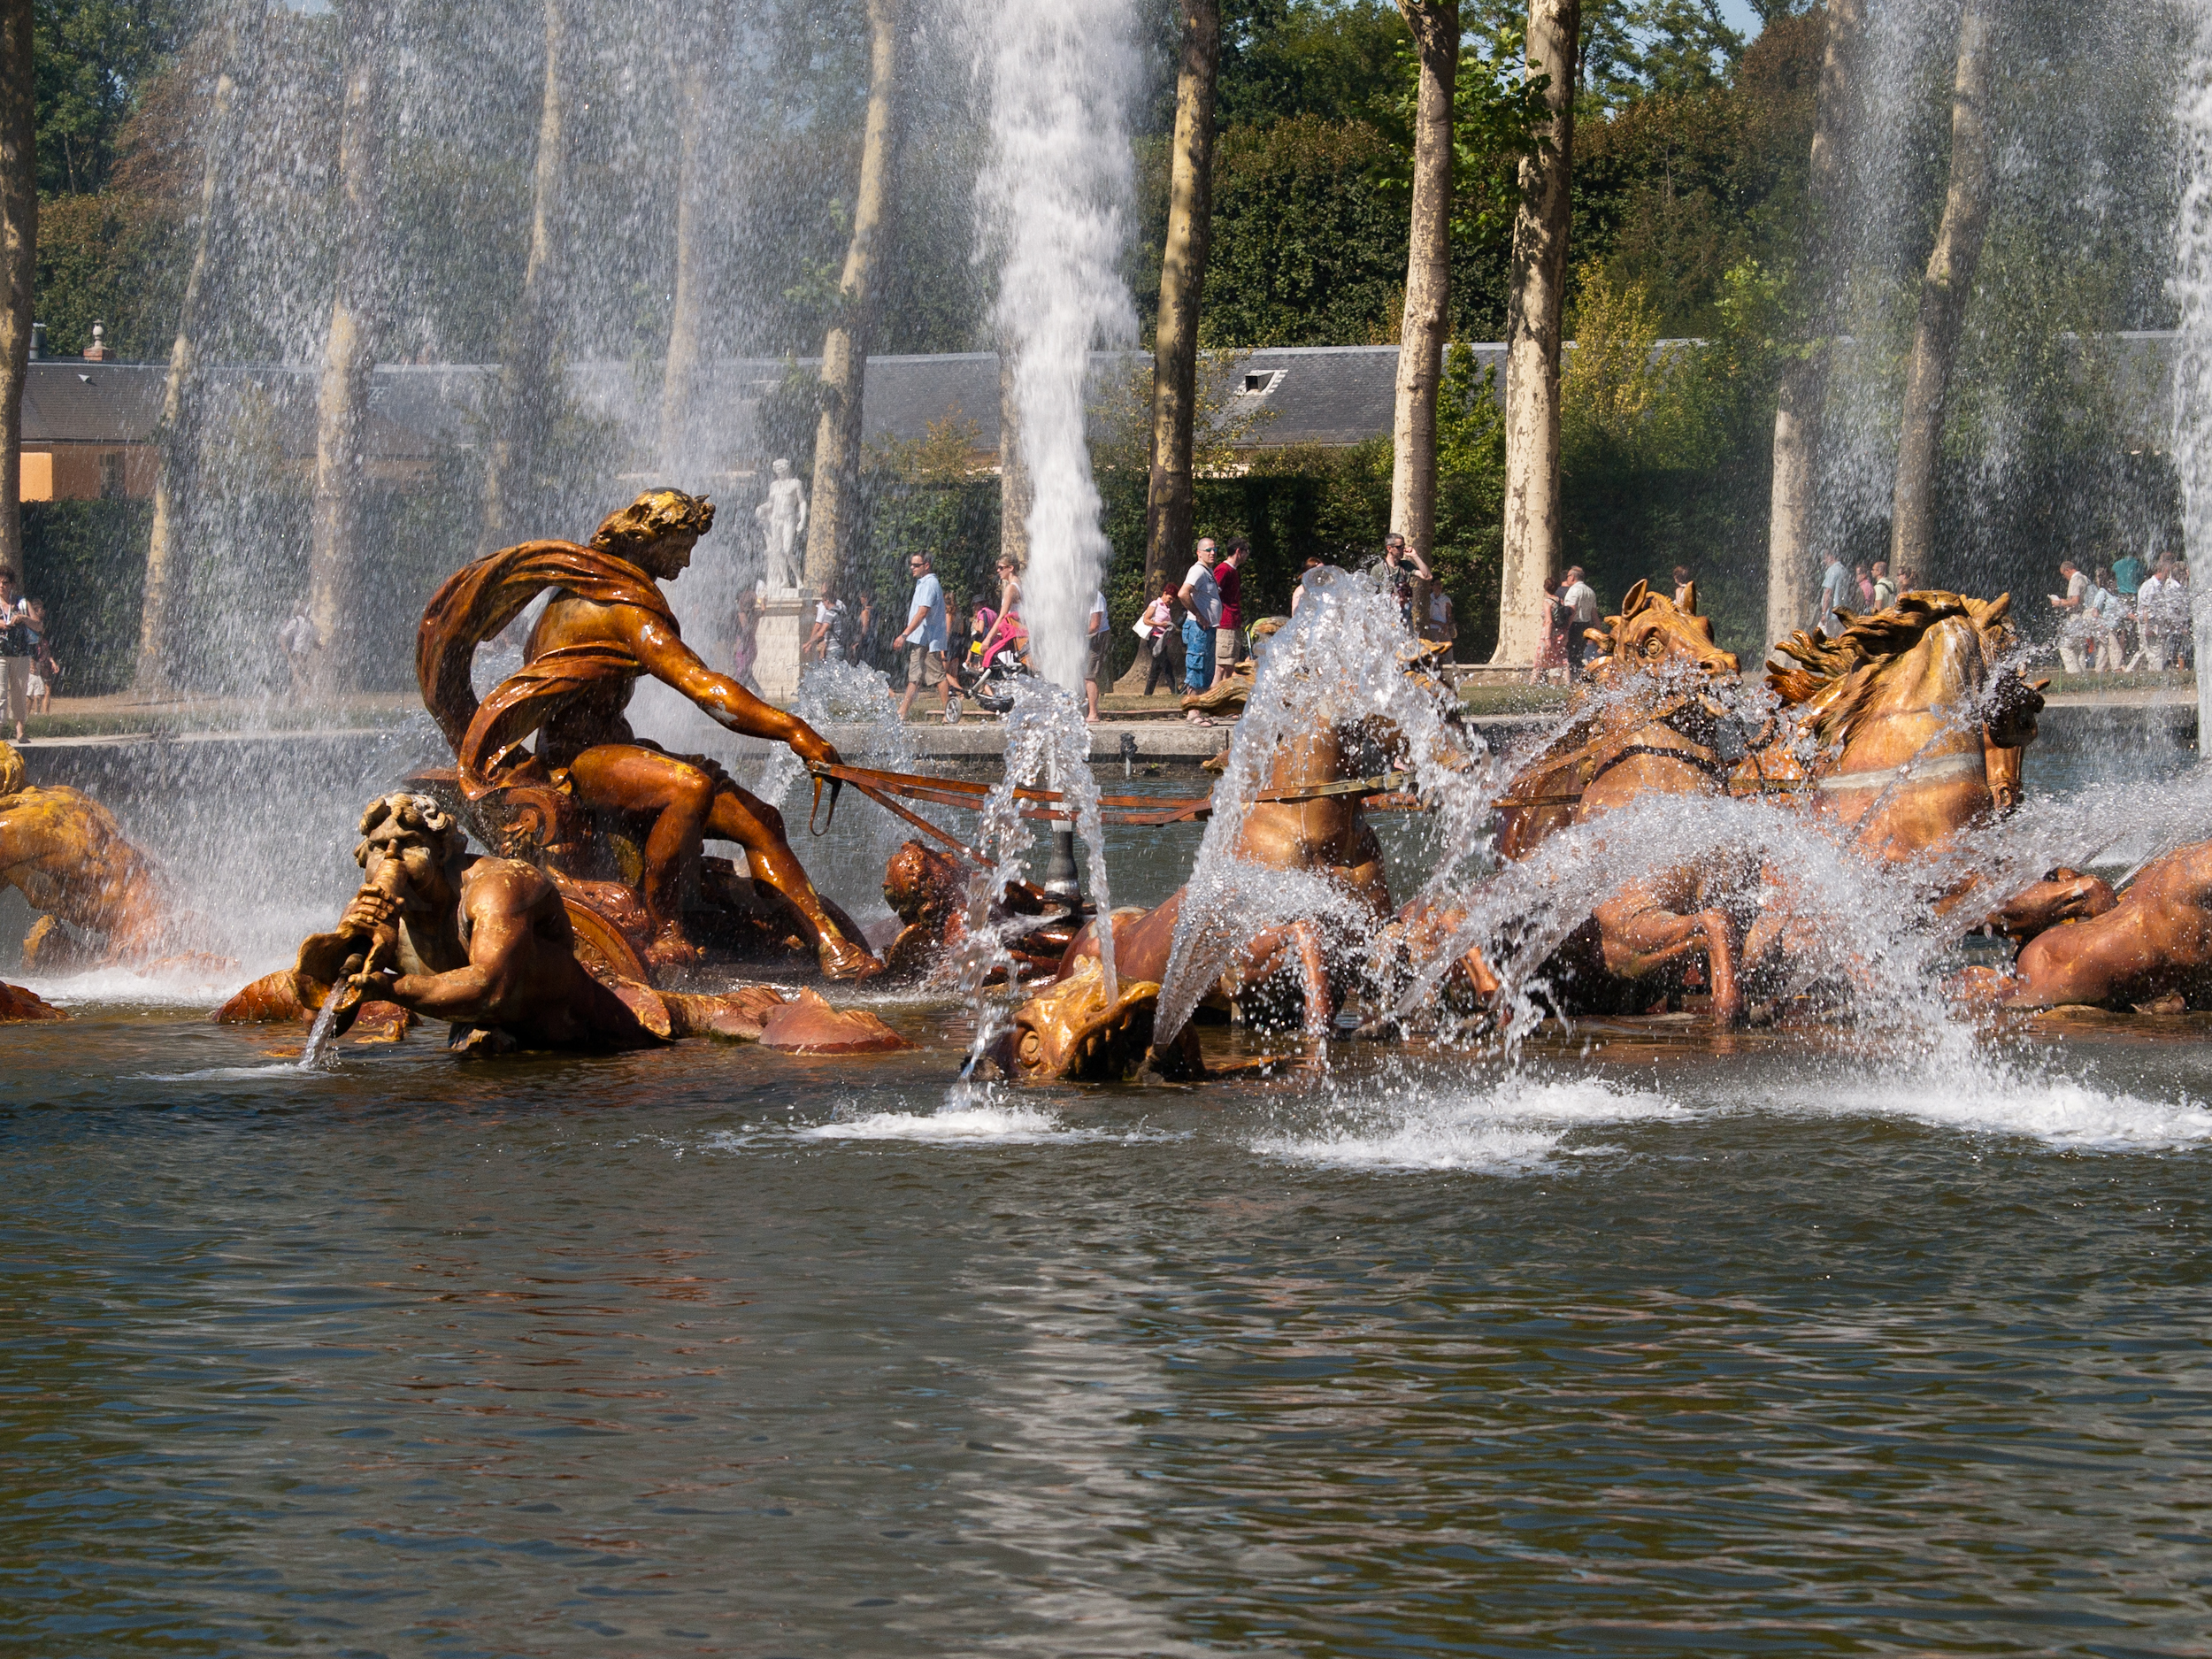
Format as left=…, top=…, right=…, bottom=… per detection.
left=1141, top=0, right=1220, bottom=607
left=1388, top=0, right=1457, bottom=580
left=306, top=0, right=389, bottom=697
left=479, top=0, right=568, bottom=558
left=1765, top=0, right=1863, bottom=647
left=804, top=0, right=899, bottom=595
left=136, top=27, right=242, bottom=693
left=1890, top=0, right=1995, bottom=580
left=1494, top=0, right=1578, bottom=665
left=0, top=0, right=34, bottom=585
left=998, top=343, right=1030, bottom=569
left=657, top=35, right=714, bottom=475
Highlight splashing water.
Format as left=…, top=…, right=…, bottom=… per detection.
left=298, top=992, right=346, bottom=1071
left=1154, top=569, right=1497, bottom=1045
left=945, top=679, right=1118, bottom=1086
left=972, top=0, right=1140, bottom=691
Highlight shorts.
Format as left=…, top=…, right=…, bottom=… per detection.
left=1215, top=626, right=1240, bottom=666
left=904, top=642, right=945, bottom=689
left=1, top=656, right=28, bottom=725
left=27, top=673, right=45, bottom=699
left=1085, top=630, right=1111, bottom=685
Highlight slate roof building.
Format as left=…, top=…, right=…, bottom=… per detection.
left=14, top=344, right=1520, bottom=503
left=14, top=334, right=2171, bottom=503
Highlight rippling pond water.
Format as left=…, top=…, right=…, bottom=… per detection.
left=6, top=995, right=2211, bottom=1657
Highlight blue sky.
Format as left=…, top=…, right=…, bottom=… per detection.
left=1717, top=0, right=1766, bottom=39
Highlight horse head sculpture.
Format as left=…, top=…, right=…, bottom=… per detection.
left=1766, top=591, right=2040, bottom=863
left=1582, top=580, right=1742, bottom=686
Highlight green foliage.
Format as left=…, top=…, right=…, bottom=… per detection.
left=32, top=0, right=187, bottom=199
left=1571, top=12, right=1819, bottom=337
left=1371, top=12, right=1549, bottom=253
left=1578, top=0, right=1744, bottom=111
left=1431, top=341, right=1507, bottom=658
left=1555, top=261, right=1783, bottom=658
left=18, top=500, right=152, bottom=695
left=1200, top=115, right=1408, bottom=348
left=30, top=189, right=181, bottom=358
left=1216, top=0, right=1409, bottom=130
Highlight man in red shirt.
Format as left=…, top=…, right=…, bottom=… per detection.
left=1211, top=540, right=1249, bottom=687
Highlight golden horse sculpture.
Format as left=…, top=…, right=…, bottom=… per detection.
left=1759, top=593, right=2041, bottom=864
left=1462, top=590, right=2042, bottom=1026
left=1493, top=580, right=1746, bottom=861
left=1478, top=583, right=1763, bottom=1021
left=1006, top=706, right=1411, bottom=1082
left=0, top=739, right=194, bottom=981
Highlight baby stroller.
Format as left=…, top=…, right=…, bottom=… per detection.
left=954, top=606, right=1032, bottom=716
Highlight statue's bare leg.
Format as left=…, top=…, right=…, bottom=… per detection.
left=567, top=747, right=880, bottom=979
left=565, top=748, right=714, bottom=966
left=703, top=783, right=882, bottom=980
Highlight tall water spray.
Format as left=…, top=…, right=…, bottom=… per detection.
left=2176, top=11, right=2212, bottom=753
left=972, top=0, right=1140, bottom=691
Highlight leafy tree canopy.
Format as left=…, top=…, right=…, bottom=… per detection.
left=33, top=0, right=188, bottom=198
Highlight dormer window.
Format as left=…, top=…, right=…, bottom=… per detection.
left=1239, top=369, right=1284, bottom=396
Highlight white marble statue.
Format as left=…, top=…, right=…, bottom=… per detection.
left=755, top=458, right=808, bottom=593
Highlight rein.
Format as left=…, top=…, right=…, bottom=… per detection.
left=805, top=761, right=1418, bottom=839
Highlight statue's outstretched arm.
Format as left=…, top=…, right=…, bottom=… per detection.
left=625, top=608, right=841, bottom=766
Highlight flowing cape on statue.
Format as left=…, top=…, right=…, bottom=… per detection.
left=417, top=541, right=680, bottom=840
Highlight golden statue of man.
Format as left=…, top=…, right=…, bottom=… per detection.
left=419, top=489, right=878, bottom=978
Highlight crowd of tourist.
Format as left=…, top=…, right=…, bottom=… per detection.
left=710, top=526, right=2204, bottom=728
left=2048, top=554, right=2193, bottom=675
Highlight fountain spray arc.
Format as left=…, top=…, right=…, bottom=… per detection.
left=2177, top=11, right=2212, bottom=755
left=972, top=0, right=1140, bottom=694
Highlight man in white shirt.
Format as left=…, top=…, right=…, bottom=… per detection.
left=1178, top=538, right=1222, bottom=723
left=1560, top=565, right=1597, bottom=677
left=1816, top=552, right=1853, bottom=639
left=2049, top=558, right=2091, bottom=673
left=2130, top=561, right=2178, bottom=671
left=892, top=550, right=954, bottom=722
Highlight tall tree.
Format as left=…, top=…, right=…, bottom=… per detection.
left=1765, top=0, right=1861, bottom=646
left=1387, top=0, right=1457, bottom=568
left=1494, top=0, right=1578, bottom=664
left=1139, top=0, right=1219, bottom=607
left=803, top=0, right=899, bottom=595
left=135, top=18, right=242, bottom=692
left=1890, top=0, right=1994, bottom=580
left=305, top=0, right=390, bottom=695
left=479, top=0, right=569, bottom=557
left=0, top=0, right=30, bottom=585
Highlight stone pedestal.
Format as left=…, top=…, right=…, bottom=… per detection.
left=754, top=592, right=810, bottom=705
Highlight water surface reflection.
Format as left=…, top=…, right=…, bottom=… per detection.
left=5, top=1010, right=2210, bottom=1655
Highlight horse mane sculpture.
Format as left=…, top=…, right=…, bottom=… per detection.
left=1760, top=591, right=2040, bottom=863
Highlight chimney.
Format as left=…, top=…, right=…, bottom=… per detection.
left=82, top=322, right=108, bottom=363
left=27, top=322, right=43, bottom=360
